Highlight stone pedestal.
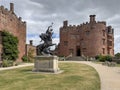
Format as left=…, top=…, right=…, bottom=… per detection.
left=33, top=56, right=59, bottom=73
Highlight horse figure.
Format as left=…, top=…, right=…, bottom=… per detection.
left=37, top=23, right=56, bottom=55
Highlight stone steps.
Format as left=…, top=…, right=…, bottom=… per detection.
left=66, top=56, right=85, bottom=61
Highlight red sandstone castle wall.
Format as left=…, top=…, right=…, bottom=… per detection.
left=0, top=3, right=26, bottom=62
left=25, top=40, right=37, bottom=57
left=58, top=15, right=114, bottom=57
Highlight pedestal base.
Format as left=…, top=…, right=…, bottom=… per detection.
left=33, top=56, right=60, bottom=73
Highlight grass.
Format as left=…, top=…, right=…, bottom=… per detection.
left=0, top=63, right=100, bottom=90
left=116, top=64, right=120, bottom=67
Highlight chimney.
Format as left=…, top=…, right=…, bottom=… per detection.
left=63, top=20, right=68, bottom=27
left=30, top=40, right=33, bottom=45
left=89, top=15, right=96, bottom=23
left=10, top=3, right=14, bottom=12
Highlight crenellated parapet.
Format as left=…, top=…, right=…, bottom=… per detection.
left=61, top=15, right=108, bottom=31
left=0, top=3, right=26, bottom=26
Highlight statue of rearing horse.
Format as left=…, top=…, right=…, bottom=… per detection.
left=37, top=23, right=56, bottom=55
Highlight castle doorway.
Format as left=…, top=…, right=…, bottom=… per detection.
left=76, top=46, right=81, bottom=56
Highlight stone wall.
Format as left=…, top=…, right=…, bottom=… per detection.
left=0, top=3, right=26, bottom=62
left=26, top=40, right=37, bottom=57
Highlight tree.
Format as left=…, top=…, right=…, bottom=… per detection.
left=115, top=53, right=120, bottom=59
left=27, top=48, right=34, bottom=62
left=2, top=31, right=19, bottom=61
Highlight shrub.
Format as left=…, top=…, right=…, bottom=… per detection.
left=99, top=56, right=106, bottom=62
left=2, top=31, right=19, bottom=61
left=95, top=55, right=101, bottom=60
left=2, top=60, right=8, bottom=67
left=27, top=48, right=34, bottom=62
left=105, top=55, right=112, bottom=62
left=22, top=55, right=28, bottom=62
left=96, top=55, right=112, bottom=62
left=2, top=60, right=13, bottom=67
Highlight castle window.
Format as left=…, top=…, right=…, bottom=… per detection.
left=64, top=41, right=68, bottom=46
left=102, top=48, right=105, bottom=54
left=108, top=41, right=112, bottom=46
left=103, top=39, right=105, bottom=45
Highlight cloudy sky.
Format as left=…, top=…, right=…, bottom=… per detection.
left=0, top=0, right=120, bottom=53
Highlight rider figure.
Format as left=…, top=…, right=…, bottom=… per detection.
left=37, top=23, right=55, bottom=55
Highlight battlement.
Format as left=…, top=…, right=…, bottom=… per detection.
left=0, top=3, right=26, bottom=26
left=89, top=15, right=96, bottom=23
left=0, top=3, right=14, bottom=13
left=61, top=15, right=108, bottom=31
left=97, top=21, right=106, bottom=25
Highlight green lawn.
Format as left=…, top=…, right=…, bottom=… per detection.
left=0, top=63, right=100, bottom=90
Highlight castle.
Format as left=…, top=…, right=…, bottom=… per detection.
left=25, top=40, right=36, bottom=60
left=58, top=15, right=114, bottom=57
left=0, top=3, right=26, bottom=61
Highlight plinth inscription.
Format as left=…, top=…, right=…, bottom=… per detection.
left=33, top=56, right=59, bottom=73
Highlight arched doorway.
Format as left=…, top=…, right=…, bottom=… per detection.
left=76, top=46, right=81, bottom=56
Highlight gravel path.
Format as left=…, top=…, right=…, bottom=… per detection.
left=0, top=63, right=33, bottom=71
left=61, top=61, right=120, bottom=90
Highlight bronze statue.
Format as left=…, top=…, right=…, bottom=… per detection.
left=37, top=23, right=56, bottom=55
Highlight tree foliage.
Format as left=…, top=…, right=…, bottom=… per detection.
left=27, top=48, right=34, bottom=62
left=115, top=53, right=120, bottom=59
left=95, top=55, right=112, bottom=62
left=22, top=55, right=28, bottom=62
left=2, top=31, right=19, bottom=61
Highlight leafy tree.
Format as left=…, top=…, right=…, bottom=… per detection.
left=115, top=53, right=120, bottom=59
left=2, top=31, right=19, bottom=61
left=27, top=48, right=34, bottom=62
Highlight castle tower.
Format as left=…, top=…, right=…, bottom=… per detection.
left=10, top=3, right=14, bottom=13
left=63, top=20, right=68, bottom=27
left=58, top=15, right=114, bottom=57
left=89, top=15, right=96, bottom=23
